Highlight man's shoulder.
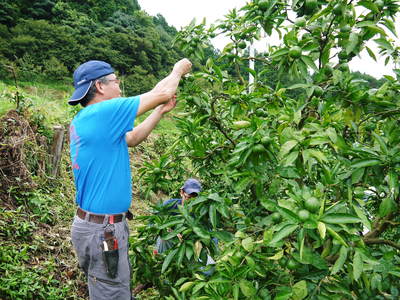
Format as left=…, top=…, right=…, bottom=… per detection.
left=162, top=198, right=182, bottom=208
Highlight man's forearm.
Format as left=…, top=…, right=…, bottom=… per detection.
left=125, top=108, right=163, bottom=147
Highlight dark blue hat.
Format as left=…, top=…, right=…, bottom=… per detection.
left=69, top=60, right=114, bottom=105
left=182, top=178, right=202, bottom=195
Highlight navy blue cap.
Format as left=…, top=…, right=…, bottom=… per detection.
left=69, top=60, right=114, bottom=105
left=182, top=178, right=202, bottom=195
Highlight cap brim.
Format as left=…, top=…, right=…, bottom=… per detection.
left=184, top=188, right=200, bottom=195
left=68, top=81, right=92, bottom=105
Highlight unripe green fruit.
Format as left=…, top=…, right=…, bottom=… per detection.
left=340, top=25, right=351, bottom=33
left=338, top=50, right=348, bottom=60
left=289, top=46, right=302, bottom=59
left=305, top=0, right=318, bottom=10
left=365, top=123, right=377, bottom=131
left=298, top=209, right=310, bottom=221
left=253, top=144, right=266, bottom=153
left=333, top=4, right=343, bottom=16
left=295, top=17, right=306, bottom=27
left=258, top=0, right=269, bottom=10
left=313, top=86, right=323, bottom=97
left=375, top=0, right=384, bottom=9
left=304, top=197, right=320, bottom=212
left=339, top=63, right=349, bottom=72
left=271, top=212, right=281, bottom=223
left=261, top=136, right=272, bottom=146
left=256, top=108, right=268, bottom=117
left=238, top=41, right=247, bottom=49
left=322, top=65, right=333, bottom=76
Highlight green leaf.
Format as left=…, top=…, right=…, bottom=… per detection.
left=186, top=244, right=194, bottom=260
left=358, top=1, right=379, bottom=13
left=245, top=256, right=256, bottom=268
left=277, top=206, right=300, bottom=222
left=274, top=286, right=292, bottom=300
left=353, top=251, right=363, bottom=281
left=233, top=284, right=239, bottom=300
left=159, top=219, right=185, bottom=229
left=351, top=159, right=381, bottom=169
left=179, top=281, right=195, bottom=292
left=271, top=48, right=289, bottom=59
left=279, top=140, right=298, bottom=158
left=193, top=226, right=210, bottom=240
left=381, top=18, right=397, bottom=36
left=346, top=32, right=359, bottom=54
left=176, top=243, right=186, bottom=266
left=351, top=168, right=365, bottom=184
left=331, top=246, right=348, bottom=274
left=352, top=205, right=371, bottom=230
left=374, top=38, right=394, bottom=51
left=379, top=197, right=396, bottom=217
left=292, top=280, right=308, bottom=300
left=192, top=282, right=207, bottom=294
left=213, top=231, right=233, bottom=242
left=326, top=226, right=348, bottom=247
left=242, top=237, right=254, bottom=252
left=282, top=150, right=299, bottom=167
left=209, top=204, right=217, bottom=229
left=162, top=248, right=179, bottom=273
left=270, top=224, right=298, bottom=245
left=308, top=149, right=328, bottom=163
left=317, top=222, right=326, bottom=239
left=372, top=132, right=388, bottom=155
left=365, top=46, right=377, bottom=61
left=321, top=213, right=360, bottom=224
left=239, top=279, right=256, bottom=298
left=301, top=56, right=318, bottom=72
left=287, top=83, right=310, bottom=90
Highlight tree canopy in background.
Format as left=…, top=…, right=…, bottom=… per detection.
left=0, top=0, right=184, bottom=94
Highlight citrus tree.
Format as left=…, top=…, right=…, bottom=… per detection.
left=132, top=1, right=400, bottom=299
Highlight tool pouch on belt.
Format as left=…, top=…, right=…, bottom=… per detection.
left=102, top=248, right=119, bottom=278
left=102, top=224, right=119, bottom=279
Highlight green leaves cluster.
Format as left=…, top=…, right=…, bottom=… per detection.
left=135, top=0, right=400, bottom=299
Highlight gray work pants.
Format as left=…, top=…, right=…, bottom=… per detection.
left=71, top=215, right=132, bottom=300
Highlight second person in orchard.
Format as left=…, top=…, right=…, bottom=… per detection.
left=69, top=58, right=192, bottom=300
left=155, top=178, right=202, bottom=253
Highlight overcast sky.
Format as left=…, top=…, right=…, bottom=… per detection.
left=138, top=0, right=398, bottom=79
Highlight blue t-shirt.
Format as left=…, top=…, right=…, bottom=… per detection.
left=69, top=97, right=140, bottom=214
left=162, top=198, right=182, bottom=211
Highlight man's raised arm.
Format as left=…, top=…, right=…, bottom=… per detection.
left=136, top=58, right=191, bottom=117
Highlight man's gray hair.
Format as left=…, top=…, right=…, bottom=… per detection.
left=80, top=75, right=111, bottom=107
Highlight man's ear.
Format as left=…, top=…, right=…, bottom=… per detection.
left=94, top=80, right=106, bottom=95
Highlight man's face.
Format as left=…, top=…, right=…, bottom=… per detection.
left=99, top=74, right=121, bottom=100
left=180, top=189, right=197, bottom=203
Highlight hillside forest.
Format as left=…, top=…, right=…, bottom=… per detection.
left=1, top=0, right=400, bottom=300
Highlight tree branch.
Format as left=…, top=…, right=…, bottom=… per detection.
left=364, top=238, right=400, bottom=251
left=209, top=97, right=236, bottom=147
left=364, top=213, right=394, bottom=239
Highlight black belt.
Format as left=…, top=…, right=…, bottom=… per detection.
left=77, top=207, right=132, bottom=224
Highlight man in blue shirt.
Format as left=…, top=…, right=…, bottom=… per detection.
left=156, top=178, right=202, bottom=252
left=69, top=58, right=192, bottom=300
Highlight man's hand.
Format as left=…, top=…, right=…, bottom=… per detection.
left=173, top=58, right=192, bottom=76
left=156, top=96, right=177, bottom=115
